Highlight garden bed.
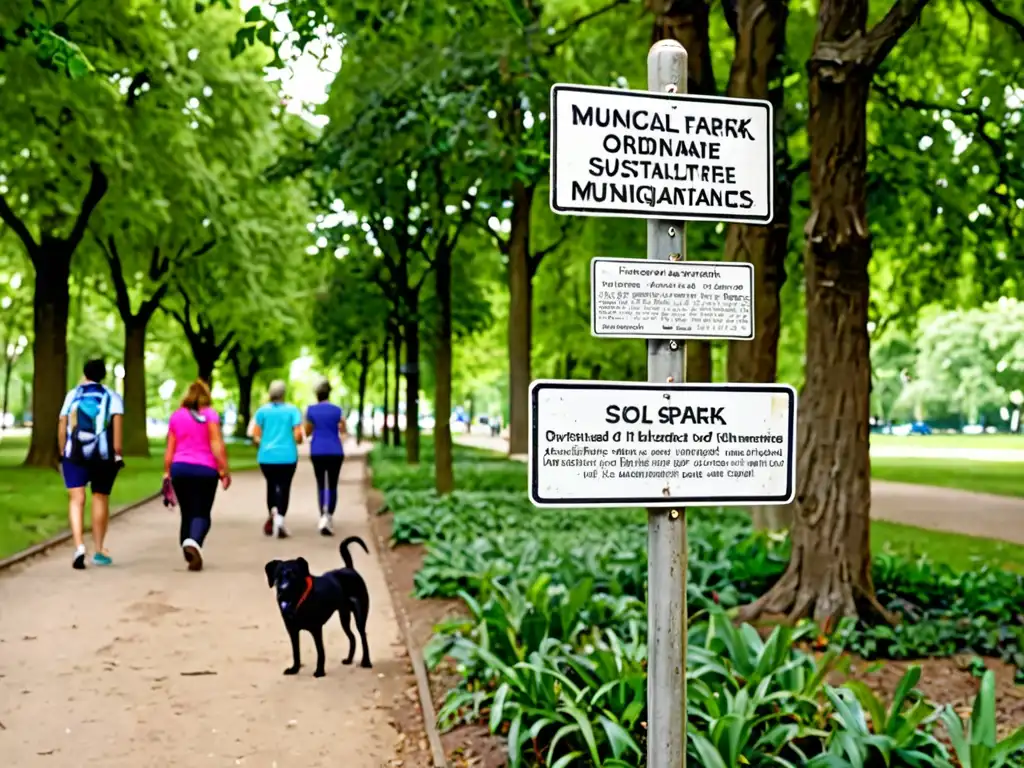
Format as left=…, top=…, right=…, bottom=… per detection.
left=368, top=441, right=1024, bottom=767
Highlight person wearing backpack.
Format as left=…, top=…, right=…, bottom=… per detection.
left=57, top=359, right=125, bottom=570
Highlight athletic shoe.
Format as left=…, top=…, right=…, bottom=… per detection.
left=72, top=545, right=86, bottom=570
left=92, top=552, right=112, bottom=566
left=182, top=538, right=203, bottom=572
left=273, top=512, right=289, bottom=539
left=318, top=512, right=334, bottom=536
left=263, top=506, right=277, bottom=537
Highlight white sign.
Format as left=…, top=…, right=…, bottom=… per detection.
left=591, top=258, right=754, bottom=340
left=529, top=380, right=795, bottom=508
left=549, top=84, right=773, bottom=224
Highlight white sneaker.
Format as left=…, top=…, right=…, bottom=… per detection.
left=318, top=512, right=333, bottom=536
left=182, top=538, right=203, bottom=571
left=273, top=512, right=289, bottom=539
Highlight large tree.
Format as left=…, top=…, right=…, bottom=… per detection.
left=741, top=0, right=933, bottom=622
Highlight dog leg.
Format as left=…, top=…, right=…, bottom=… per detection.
left=354, top=599, right=373, bottom=669
left=284, top=626, right=301, bottom=675
left=339, top=605, right=357, bottom=665
left=311, top=626, right=327, bottom=678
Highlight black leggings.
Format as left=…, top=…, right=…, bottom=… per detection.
left=260, top=462, right=297, bottom=516
left=171, top=473, right=218, bottom=546
left=311, top=455, right=344, bottom=515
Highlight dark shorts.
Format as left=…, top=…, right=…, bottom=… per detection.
left=62, top=459, right=120, bottom=495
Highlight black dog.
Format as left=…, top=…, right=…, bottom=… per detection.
left=264, top=536, right=372, bottom=677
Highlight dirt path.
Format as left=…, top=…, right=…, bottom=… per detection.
left=0, top=444, right=409, bottom=767
left=456, top=434, right=1024, bottom=545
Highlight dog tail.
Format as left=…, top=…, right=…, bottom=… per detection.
left=338, top=536, right=369, bottom=569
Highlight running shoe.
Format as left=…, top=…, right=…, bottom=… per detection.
left=318, top=512, right=334, bottom=536
left=273, top=512, right=289, bottom=539
left=182, top=538, right=203, bottom=572
left=92, top=552, right=112, bottom=566
left=72, top=545, right=86, bottom=570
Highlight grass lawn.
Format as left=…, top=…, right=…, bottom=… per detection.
left=871, top=457, right=1024, bottom=498
left=871, top=520, right=1024, bottom=574
left=870, top=433, right=1024, bottom=450
left=0, top=435, right=258, bottom=560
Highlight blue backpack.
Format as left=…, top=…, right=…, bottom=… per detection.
left=65, top=385, right=114, bottom=463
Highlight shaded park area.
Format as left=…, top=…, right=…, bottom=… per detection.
left=2, top=0, right=1024, bottom=766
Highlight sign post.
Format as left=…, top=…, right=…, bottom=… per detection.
left=644, top=39, right=689, bottom=768
left=538, top=37, right=781, bottom=768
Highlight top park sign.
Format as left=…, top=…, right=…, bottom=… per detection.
left=549, top=84, right=774, bottom=225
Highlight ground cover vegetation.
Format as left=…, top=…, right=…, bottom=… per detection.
left=372, top=442, right=1024, bottom=767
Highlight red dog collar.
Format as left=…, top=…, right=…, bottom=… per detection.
left=295, top=576, right=314, bottom=609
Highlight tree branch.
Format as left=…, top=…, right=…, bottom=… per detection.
left=863, top=0, right=933, bottom=72
left=92, top=232, right=134, bottom=321
left=546, top=0, right=631, bottom=51
left=67, top=162, right=109, bottom=253
left=0, top=194, right=39, bottom=259
left=125, top=71, right=151, bottom=108
left=137, top=282, right=169, bottom=322
left=976, top=0, right=1024, bottom=43
left=530, top=218, right=575, bottom=275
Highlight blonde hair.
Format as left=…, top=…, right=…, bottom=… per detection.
left=180, top=379, right=212, bottom=411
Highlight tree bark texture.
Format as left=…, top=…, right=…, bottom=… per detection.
left=651, top=0, right=714, bottom=382
left=740, top=0, right=930, bottom=622
left=122, top=322, right=150, bottom=457
left=26, top=243, right=71, bottom=468
left=433, top=248, right=455, bottom=495
left=356, top=341, right=369, bottom=444
left=230, top=352, right=257, bottom=440
left=382, top=335, right=391, bottom=445
left=404, top=301, right=421, bottom=465
left=506, top=179, right=534, bottom=456
left=1, top=354, right=15, bottom=433
left=392, top=330, right=402, bottom=448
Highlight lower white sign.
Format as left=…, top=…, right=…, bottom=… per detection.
left=529, top=379, right=796, bottom=508
left=591, top=258, right=754, bottom=340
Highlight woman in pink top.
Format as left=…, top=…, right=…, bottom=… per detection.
left=163, top=380, right=232, bottom=571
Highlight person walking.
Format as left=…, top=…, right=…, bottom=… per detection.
left=58, top=359, right=124, bottom=570
left=163, top=380, right=232, bottom=571
left=253, top=379, right=302, bottom=538
left=304, top=378, right=347, bottom=536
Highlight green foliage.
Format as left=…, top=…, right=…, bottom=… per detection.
left=372, top=443, right=1024, bottom=766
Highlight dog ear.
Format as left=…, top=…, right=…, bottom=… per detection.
left=295, top=557, right=310, bottom=577
left=264, top=560, right=282, bottom=587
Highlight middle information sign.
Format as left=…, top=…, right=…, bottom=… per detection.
left=591, top=258, right=754, bottom=340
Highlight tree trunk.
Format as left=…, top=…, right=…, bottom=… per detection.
left=234, top=363, right=255, bottom=440
left=392, top=330, right=402, bottom=447
left=738, top=0, right=921, bottom=623
left=25, top=244, right=72, bottom=468
left=196, top=353, right=216, bottom=386
left=723, top=0, right=794, bottom=531
left=404, top=304, right=421, bottom=465
left=122, top=321, right=150, bottom=457
left=356, top=341, right=369, bottom=444
left=382, top=334, right=391, bottom=445
left=507, top=179, right=534, bottom=456
left=434, top=248, right=455, bottom=495
left=1, top=354, right=13, bottom=432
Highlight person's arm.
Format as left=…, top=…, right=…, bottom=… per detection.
left=164, top=431, right=176, bottom=478
left=338, top=414, right=348, bottom=438
left=292, top=406, right=304, bottom=444
left=111, top=414, right=123, bottom=458
left=56, top=389, right=74, bottom=456
left=252, top=410, right=262, bottom=444
left=303, top=407, right=314, bottom=438
left=207, top=417, right=232, bottom=489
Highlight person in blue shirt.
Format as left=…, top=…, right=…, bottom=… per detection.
left=304, top=378, right=347, bottom=536
left=253, top=380, right=303, bottom=538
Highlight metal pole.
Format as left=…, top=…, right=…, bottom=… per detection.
left=646, top=39, right=688, bottom=768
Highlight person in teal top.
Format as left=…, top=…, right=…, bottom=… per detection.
left=253, top=380, right=303, bottom=538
